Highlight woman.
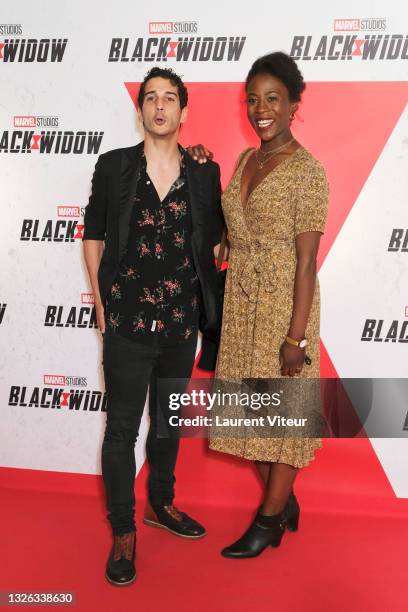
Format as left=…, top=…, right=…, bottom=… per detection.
left=207, top=52, right=329, bottom=558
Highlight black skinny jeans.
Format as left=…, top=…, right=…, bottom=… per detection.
left=102, top=329, right=198, bottom=535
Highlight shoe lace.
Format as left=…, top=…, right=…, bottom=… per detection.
left=113, top=532, right=135, bottom=561
left=163, top=505, right=183, bottom=522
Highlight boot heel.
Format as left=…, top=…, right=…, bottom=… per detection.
left=283, top=492, right=300, bottom=532
left=286, top=512, right=299, bottom=532
left=270, top=524, right=285, bottom=548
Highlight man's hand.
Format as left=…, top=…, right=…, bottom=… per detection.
left=214, top=241, right=229, bottom=262
left=95, top=301, right=106, bottom=334
left=83, top=239, right=105, bottom=335
left=186, top=144, right=214, bottom=164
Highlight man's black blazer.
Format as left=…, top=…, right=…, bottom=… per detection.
left=83, top=141, right=224, bottom=340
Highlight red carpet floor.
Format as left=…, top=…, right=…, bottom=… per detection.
left=2, top=437, right=408, bottom=612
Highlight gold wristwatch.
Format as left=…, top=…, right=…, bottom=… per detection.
left=285, top=335, right=307, bottom=349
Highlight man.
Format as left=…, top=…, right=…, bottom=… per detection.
left=83, top=67, right=223, bottom=586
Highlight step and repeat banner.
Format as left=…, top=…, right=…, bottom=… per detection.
left=1, top=1, right=407, bottom=494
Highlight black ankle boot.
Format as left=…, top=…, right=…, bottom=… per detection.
left=283, top=491, right=300, bottom=532
left=106, top=532, right=136, bottom=586
left=221, top=510, right=286, bottom=559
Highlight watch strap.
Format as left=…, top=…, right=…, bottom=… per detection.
left=285, top=335, right=306, bottom=347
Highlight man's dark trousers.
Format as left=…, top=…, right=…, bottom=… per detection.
left=102, top=328, right=198, bottom=535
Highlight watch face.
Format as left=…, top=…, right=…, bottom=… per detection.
left=299, top=339, right=307, bottom=348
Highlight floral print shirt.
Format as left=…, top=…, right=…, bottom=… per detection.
left=105, top=148, right=199, bottom=345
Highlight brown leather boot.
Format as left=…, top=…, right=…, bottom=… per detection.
left=144, top=501, right=206, bottom=539
left=105, top=531, right=136, bottom=586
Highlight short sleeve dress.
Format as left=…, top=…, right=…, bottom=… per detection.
left=209, top=146, right=329, bottom=468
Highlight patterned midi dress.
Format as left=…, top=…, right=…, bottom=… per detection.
left=209, top=147, right=329, bottom=468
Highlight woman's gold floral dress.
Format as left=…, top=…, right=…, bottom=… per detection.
left=209, top=147, right=329, bottom=467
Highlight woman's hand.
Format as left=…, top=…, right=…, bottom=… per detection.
left=279, top=341, right=305, bottom=377
left=186, top=144, right=214, bottom=164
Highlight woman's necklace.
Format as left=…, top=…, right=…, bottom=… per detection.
left=255, top=138, right=295, bottom=169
